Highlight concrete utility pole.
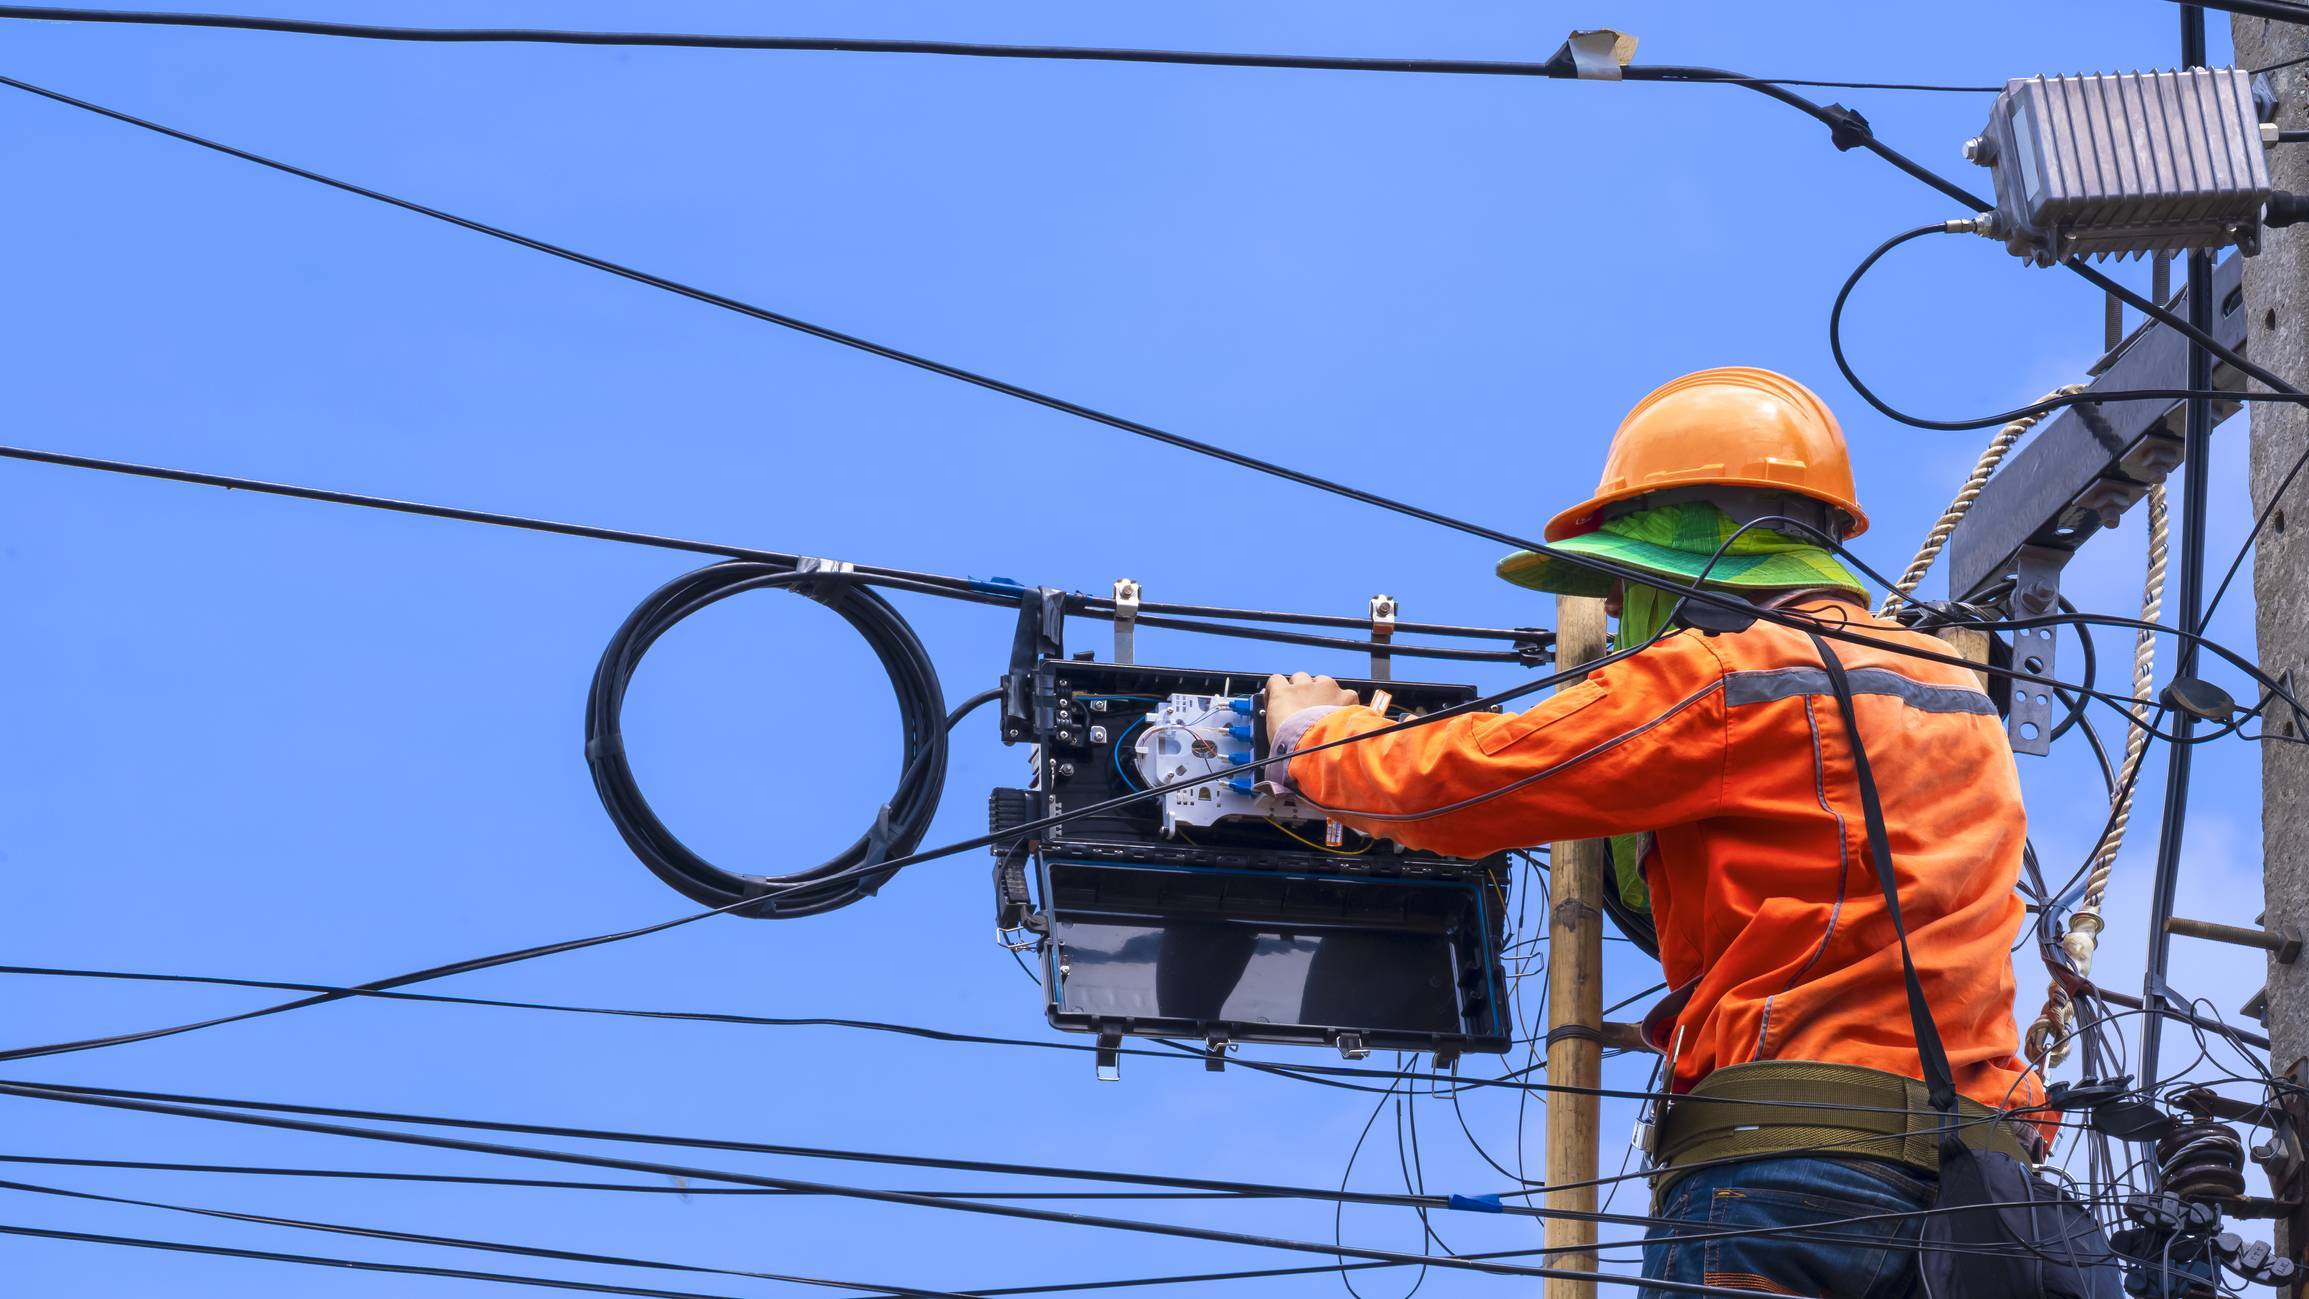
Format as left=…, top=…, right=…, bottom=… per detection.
left=1543, top=595, right=1610, bottom=1299
left=2235, top=10, right=2309, bottom=1262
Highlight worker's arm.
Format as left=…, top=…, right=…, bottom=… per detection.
left=1271, top=633, right=1730, bottom=859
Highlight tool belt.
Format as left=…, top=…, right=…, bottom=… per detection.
left=1652, top=1060, right=2037, bottom=1186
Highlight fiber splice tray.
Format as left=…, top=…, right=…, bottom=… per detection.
left=991, top=659, right=1512, bottom=1066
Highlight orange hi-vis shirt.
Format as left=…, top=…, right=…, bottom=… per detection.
left=1285, top=597, right=2043, bottom=1116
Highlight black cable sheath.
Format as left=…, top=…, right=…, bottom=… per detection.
left=0, top=1155, right=1266, bottom=1199
left=0, top=1223, right=760, bottom=1299
left=0, top=7, right=1999, bottom=90
left=1832, top=224, right=2309, bottom=431
left=0, top=1176, right=963, bottom=1298
left=585, top=562, right=944, bottom=917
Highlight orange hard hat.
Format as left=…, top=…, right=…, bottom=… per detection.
left=1544, top=367, right=1868, bottom=542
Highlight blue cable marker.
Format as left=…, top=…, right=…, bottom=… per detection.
left=969, top=575, right=1028, bottom=596
left=1447, top=1193, right=1506, bottom=1214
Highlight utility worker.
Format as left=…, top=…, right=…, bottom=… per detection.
left=1265, top=367, right=2046, bottom=1299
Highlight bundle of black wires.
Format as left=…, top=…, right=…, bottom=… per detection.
left=584, top=561, right=948, bottom=917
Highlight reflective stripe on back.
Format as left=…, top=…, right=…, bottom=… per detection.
left=1722, top=665, right=1995, bottom=715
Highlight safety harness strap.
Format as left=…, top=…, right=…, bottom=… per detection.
left=1808, top=632, right=1964, bottom=1121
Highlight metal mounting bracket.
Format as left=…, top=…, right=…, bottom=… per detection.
left=1368, top=595, right=1397, bottom=682
left=1095, top=1031, right=1123, bottom=1082
left=2006, top=545, right=2063, bottom=756
left=1112, top=578, right=1140, bottom=665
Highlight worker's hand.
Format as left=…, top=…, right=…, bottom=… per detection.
left=1265, top=672, right=1360, bottom=721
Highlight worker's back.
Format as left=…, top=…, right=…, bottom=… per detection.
left=1644, top=600, right=2033, bottom=1110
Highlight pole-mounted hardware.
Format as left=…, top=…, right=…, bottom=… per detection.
left=2163, top=915, right=2302, bottom=964
left=1368, top=594, right=1397, bottom=682
left=1112, top=578, right=1140, bottom=665
left=2006, top=544, right=2064, bottom=755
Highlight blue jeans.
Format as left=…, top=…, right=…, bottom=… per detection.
left=1640, top=1155, right=1936, bottom=1299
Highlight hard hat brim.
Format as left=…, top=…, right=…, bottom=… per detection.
left=1495, top=530, right=1868, bottom=599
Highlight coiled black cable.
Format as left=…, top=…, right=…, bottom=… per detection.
left=585, top=561, right=947, bottom=918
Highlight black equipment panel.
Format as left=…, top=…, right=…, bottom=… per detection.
left=993, top=658, right=1512, bottom=1061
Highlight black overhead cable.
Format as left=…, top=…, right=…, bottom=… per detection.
left=0, top=442, right=1537, bottom=661
left=0, top=1176, right=964, bottom=1298
left=4, top=64, right=2288, bottom=643
left=0, top=1077, right=2069, bottom=1227
left=0, top=1079, right=1776, bottom=1298
left=0, top=1077, right=2130, bottom=1267
left=0, top=964, right=1565, bottom=1095
left=9, top=1167, right=1598, bottom=1299
left=0, top=1076, right=1563, bottom=1216
left=0, top=66, right=1704, bottom=626
left=2, top=440, right=2221, bottom=723
left=0, top=1154, right=1272, bottom=1201
left=0, top=1222, right=783, bottom=1299
left=0, top=6, right=2001, bottom=91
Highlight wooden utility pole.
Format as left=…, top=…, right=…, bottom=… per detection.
left=1543, top=595, right=1610, bottom=1298
left=2233, top=10, right=2309, bottom=1277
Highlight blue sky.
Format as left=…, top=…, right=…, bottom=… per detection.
left=0, top=2, right=2283, bottom=1294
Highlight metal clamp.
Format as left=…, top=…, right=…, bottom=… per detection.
left=1113, top=578, right=1141, bottom=665
left=2006, top=545, right=2063, bottom=756
left=1558, top=28, right=1636, bottom=81
left=793, top=555, right=857, bottom=602
left=1368, top=594, right=1397, bottom=682
left=1095, top=1031, right=1123, bottom=1082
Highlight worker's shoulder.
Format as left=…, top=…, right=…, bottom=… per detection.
left=1710, top=601, right=1985, bottom=689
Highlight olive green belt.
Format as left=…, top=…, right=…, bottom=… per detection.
left=1651, top=1061, right=2036, bottom=1185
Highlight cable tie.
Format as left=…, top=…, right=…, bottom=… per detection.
left=1446, top=1193, right=1506, bottom=1213
left=969, top=575, right=1028, bottom=596
left=1821, top=102, right=1875, bottom=152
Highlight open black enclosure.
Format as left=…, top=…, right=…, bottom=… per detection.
left=993, top=658, right=1513, bottom=1064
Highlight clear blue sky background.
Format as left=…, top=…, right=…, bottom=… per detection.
left=0, top=2, right=2283, bottom=1294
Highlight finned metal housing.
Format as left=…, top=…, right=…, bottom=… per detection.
left=1967, top=69, right=2271, bottom=266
